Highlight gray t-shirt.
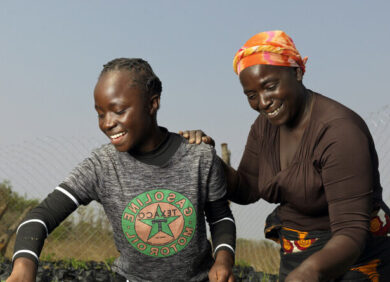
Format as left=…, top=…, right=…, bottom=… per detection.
left=61, top=136, right=227, bottom=281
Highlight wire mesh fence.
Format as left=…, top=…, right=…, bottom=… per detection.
left=0, top=105, right=389, bottom=272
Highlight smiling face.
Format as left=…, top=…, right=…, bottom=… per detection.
left=94, top=70, right=160, bottom=152
left=239, top=64, right=305, bottom=127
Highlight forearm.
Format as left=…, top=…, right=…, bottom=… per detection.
left=210, top=218, right=236, bottom=258
left=205, top=197, right=236, bottom=258
left=289, top=235, right=361, bottom=281
left=215, top=249, right=234, bottom=267
left=13, top=186, right=79, bottom=264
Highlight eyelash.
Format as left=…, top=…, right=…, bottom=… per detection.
left=97, top=109, right=125, bottom=119
left=115, top=109, right=126, bottom=115
left=248, top=93, right=257, bottom=100
left=266, top=84, right=277, bottom=91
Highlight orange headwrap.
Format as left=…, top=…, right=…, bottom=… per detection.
left=233, top=30, right=308, bottom=75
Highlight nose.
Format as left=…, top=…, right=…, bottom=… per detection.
left=258, top=92, right=272, bottom=111
left=101, top=112, right=117, bottom=131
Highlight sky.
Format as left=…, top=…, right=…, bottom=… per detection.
left=1, top=1, right=389, bottom=152
left=1, top=1, right=390, bottom=238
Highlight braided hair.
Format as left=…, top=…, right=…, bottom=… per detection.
left=99, top=58, right=162, bottom=96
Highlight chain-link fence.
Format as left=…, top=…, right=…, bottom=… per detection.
left=0, top=106, right=389, bottom=272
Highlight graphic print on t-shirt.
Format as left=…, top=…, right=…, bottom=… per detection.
left=122, top=189, right=196, bottom=257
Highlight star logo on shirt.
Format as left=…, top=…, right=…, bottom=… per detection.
left=140, top=204, right=180, bottom=240
left=122, top=189, right=196, bottom=257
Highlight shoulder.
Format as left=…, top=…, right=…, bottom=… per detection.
left=311, top=93, right=374, bottom=154
left=181, top=138, right=216, bottom=157
left=91, top=143, right=116, bottom=156
left=313, top=92, right=368, bottom=128
left=88, top=143, right=122, bottom=163
left=177, top=135, right=217, bottom=163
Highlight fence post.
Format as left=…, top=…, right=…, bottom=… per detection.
left=221, top=143, right=231, bottom=166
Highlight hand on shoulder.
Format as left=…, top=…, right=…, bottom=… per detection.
left=178, top=130, right=215, bottom=147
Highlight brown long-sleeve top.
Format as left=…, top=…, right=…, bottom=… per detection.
left=229, top=92, right=383, bottom=248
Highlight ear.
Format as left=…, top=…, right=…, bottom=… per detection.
left=149, top=94, right=160, bottom=115
left=295, top=67, right=303, bottom=82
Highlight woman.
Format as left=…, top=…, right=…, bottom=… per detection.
left=181, top=30, right=390, bottom=281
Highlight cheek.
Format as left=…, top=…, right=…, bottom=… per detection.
left=248, top=99, right=259, bottom=112
left=121, top=112, right=135, bottom=128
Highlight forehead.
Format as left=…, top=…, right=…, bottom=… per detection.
left=97, top=70, right=137, bottom=88
left=239, top=64, right=295, bottom=83
left=94, top=71, right=145, bottom=104
left=241, top=63, right=293, bottom=77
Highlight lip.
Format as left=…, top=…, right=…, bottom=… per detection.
left=265, top=103, right=284, bottom=119
left=109, top=131, right=127, bottom=145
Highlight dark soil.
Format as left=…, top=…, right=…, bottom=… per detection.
left=0, top=258, right=278, bottom=281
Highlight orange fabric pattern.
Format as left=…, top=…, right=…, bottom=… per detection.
left=281, top=227, right=317, bottom=254
left=370, top=209, right=390, bottom=236
left=350, top=259, right=380, bottom=282
left=232, top=30, right=308, bottom=75
left=280, top=210, right=390, bottom=255
left=274, top=210, right=390, bottom=279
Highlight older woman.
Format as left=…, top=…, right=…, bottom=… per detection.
left=182, top=30, right=390, bottom=281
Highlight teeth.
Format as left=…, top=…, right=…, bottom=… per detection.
left=268, top=104, right=283, bottom=117
left=110, top=132, right=126, bottom=139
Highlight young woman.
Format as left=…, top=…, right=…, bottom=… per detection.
left=7, top=58, right=236, bottom=282
left=181, top=30, right=390, bottom=281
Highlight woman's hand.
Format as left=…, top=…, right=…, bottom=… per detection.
left=178, top=130, right=215, bottom=147
left=208, top=250, right=235, bottom=282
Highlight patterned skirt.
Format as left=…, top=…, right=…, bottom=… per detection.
left=265, top=208, right=390, bottom=281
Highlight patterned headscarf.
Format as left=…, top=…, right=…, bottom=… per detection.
left=233, top=30, right=308, bottom=75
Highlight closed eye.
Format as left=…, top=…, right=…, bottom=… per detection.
left=264, top=82, right=278, bottom=91
left=247, top=93, right=257, bottom=100
left=266, top=85, right=276, bottom=91
left=115, top=108, right=128, bottom=115
left=244, top=91, right=257, bottom=100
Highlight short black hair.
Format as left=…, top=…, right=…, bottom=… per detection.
left=99, top=58, right=162, bottom=96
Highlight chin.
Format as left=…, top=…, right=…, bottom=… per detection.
left=113, top=142, right=133, bottom=152
left=268, top=113, right=290, bottom=126
left=114, top=146, right=128, bottom=152
left=267, top=118, right=285, bottom=126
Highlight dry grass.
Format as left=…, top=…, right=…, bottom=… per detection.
left=236, top=238, right=280, bottom=274
left=6, top=235, right=280, bottom=274
left=5, top=232, right=280, bottom=274
left=41, top=237, right=119, bottom=261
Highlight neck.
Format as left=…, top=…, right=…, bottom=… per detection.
left=149, top=125, right=167, bottom=150
left=131, top=123, right=167, bottom=154
left=283, top=87, right=312, bottom=131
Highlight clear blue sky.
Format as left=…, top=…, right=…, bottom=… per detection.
left=1, top=0, right=389, bottom=159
